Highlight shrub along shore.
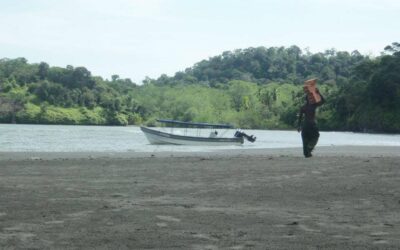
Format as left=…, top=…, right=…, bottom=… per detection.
left=1, top=43, right=399, bottom=132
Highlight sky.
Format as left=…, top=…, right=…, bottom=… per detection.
left=0, top=0, right=399, bottom=84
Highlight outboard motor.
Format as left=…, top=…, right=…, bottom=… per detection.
left=235, top=130, right=256, bottom=142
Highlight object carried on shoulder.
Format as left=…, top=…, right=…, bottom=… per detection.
left=304, top=78, right=322, bottom=104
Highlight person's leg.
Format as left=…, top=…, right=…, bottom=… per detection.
left=307, top=125, right=320, bottom=155
left=301, top=127, right=312, bottom=157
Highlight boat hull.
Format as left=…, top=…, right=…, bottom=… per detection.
left=140, top=126, right=244, bottom=146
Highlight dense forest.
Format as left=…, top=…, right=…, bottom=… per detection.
left=0, top=43, right=399, bottom=132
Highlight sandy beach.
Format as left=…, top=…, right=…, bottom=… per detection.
left=0, top=146, right=399, bottom=249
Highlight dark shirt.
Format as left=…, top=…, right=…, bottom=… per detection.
left=298, top=94, right=325, bottom=126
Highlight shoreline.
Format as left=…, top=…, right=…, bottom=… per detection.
left=2, top=123, right=400, bottom=135
left=0, top=145, right=399, bottom=160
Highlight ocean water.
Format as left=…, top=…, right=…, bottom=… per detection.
left=0, top=124, right=399, bottom=152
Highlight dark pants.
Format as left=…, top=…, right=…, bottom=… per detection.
left=301, top=122, right=320, bottom=157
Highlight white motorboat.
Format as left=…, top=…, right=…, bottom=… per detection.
left=140, top=119, right=256, bottom=146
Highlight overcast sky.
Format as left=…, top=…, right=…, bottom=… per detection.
left=0, top=0, right=398, bottom=84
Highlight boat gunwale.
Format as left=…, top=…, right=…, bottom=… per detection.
left=156, top=119, right=233, bottom=129
left=140, top=126, right=243, bottom=143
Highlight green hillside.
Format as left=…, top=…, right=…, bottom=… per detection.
left=1, top=43, right=399, bottom=132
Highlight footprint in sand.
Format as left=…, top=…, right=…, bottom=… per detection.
left=0, top=232, right=36, bottom=241
left=370, top=232, right=390, bottom=244
left=67, top=210, right=94, bottom=219
left=373, top=239, right=389, bottom=244
left=230, top=246, right=245, bottom=250
left=191, top=233, right=217, bottom=241
left=110, top=193, right=127, bottom=198
left=156, top=215, right=181, bottom=222
left=44, top=220, right=64, bottom=225
left=299, top=224, right=320, bottom=233
left=370, top=232, right=389, bottom=237
left=156, top=222, right=168, bottom=228
left=156, top=215, right=181, bottom=228
left=192, top=244, right=218, bottom=250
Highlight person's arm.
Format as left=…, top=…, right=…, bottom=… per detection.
left=316, top=88, right=325, bottom=106
left=297, top=107, right=304, bottom=132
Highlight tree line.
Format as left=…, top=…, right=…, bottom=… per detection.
left=0, top=43, right=399, bottom=132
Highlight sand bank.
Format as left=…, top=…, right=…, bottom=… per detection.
left=0, top=145, right=399, bottom=160
left=0, top=146, right=399, bottom=249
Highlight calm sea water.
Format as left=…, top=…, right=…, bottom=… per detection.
left=0, top=124, right=399, bottom=152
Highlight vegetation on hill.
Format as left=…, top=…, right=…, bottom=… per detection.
left=0, top=43, right=399, bottom=132
left=151, top=45, right=365, bottom=87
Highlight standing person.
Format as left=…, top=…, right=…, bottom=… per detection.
left=297, top=88, right=325, bottom=158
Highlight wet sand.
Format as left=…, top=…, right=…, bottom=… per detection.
left=0, top=146, right=399, bottom=249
